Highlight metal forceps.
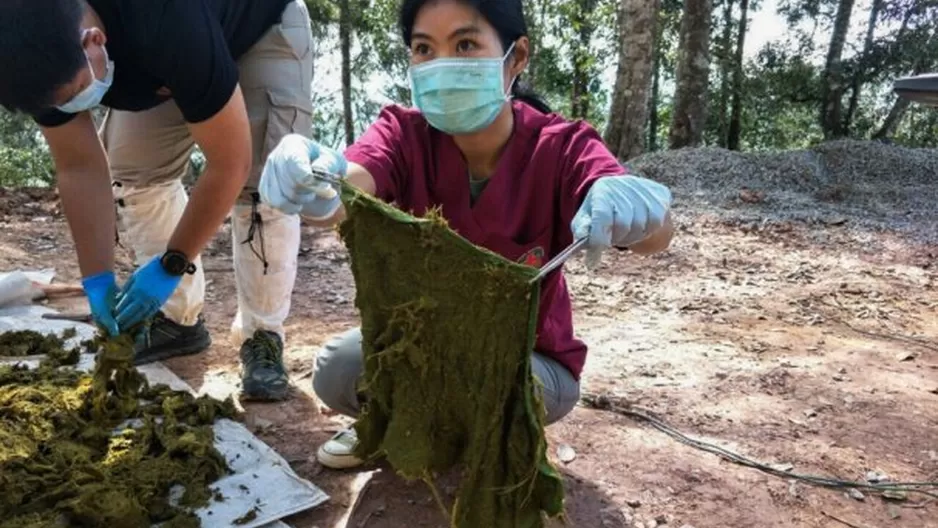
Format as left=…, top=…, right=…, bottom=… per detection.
left=302, top=166, right=343, bottom=200
left=529, top=235, right=589, bottom=283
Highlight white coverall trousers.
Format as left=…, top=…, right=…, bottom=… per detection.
left=99, top=0, right=314, bottom=345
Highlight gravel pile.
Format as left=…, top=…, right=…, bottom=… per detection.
left=628, top=139, right=938, bottom=244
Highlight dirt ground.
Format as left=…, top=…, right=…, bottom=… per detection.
left=0, top=173, right=935, bottom=528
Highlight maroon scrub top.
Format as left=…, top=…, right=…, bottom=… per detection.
left=343, top=100, right=627, bottom=379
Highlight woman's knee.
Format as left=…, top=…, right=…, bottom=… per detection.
left=532, top=354, right=581, bottom=425
left=312, top=327, right=364, bottom=416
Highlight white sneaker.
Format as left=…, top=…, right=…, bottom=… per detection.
left=316, top=428, right=365, bottom=469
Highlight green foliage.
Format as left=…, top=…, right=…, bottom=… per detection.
left=0, top=110, right=54, bottom=187
left=2, top=0, right=936, bottom=192
left=0, top=146, right=54, bottom=187
left=717, top=44, right=830, bottom=150
left=354, top=0, right=411, bottom=105
left=894, top=106, right=938, bottom=147
left=305, top=0, right=339, bottom=27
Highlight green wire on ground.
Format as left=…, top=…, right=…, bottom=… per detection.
left=581, top=393, right=938, bottom=502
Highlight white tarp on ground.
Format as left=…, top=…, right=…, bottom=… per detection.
left=0, top=271, right=329, bottom=528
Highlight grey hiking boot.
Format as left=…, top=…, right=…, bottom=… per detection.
left=240, top=330, right=290, bottom=401
left=132, top=312, right=212, bottom=365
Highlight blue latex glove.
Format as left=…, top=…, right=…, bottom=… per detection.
left=81, top=271, right=120, bottom=336
left=571, top=175, right=672, bottom=267
left=259, top=133, right=348, bottom=219
left=114, top=255, right=182, bottom=329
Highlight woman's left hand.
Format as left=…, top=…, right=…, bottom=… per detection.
left=571, top=175, right=672, bottom=266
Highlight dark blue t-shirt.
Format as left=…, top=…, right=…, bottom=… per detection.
left=33, top=0, right=292, bottom=127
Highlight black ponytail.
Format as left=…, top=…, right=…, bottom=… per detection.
left=400, top=0, right=552, bottom=114
left=511, top=76, right=552, bottom=114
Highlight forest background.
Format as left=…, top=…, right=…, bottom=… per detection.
left=0, top=0, right=935, bottom=187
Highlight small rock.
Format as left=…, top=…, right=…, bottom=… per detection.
left=655, top=514, right=668, bottom=524
left=846, top=488, right=865, bottom=501
left=739, top=188, right=766, bottom=203
left=627, top=499, right=642, bottom=508
left=557, top=444, right=577, bottom=463
left=832, top=374, right=845, bottom=381
left=865, top=470, right=888, bottom=483
left=882, top=489, right=908, bottom=501
left=896, top=351, right=916, bottom=362
left=771, top=463, right=794, bottom=472
left=803, top=408, right=817, bottom=418
left=888, top=505, right=901, bottom=519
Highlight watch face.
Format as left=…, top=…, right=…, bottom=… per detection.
left=162, top=253, right=188, bottom=275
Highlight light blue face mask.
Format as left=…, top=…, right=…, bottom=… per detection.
left=408, top=43, right=518, bottom=135
left=56, top=38, right=114, bottom=114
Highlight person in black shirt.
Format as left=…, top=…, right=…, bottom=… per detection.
left=0, top=0, right=317, bottom=401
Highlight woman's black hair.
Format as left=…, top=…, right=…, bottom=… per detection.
left=399, top=0, right=553, bottom=114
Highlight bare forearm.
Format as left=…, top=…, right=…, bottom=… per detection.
left=58, top=169, right=115, bottom=276
left=168, top=164, right=245, bottom=259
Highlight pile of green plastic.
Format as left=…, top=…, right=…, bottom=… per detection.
left=0, top=329, right=236, bottom=527
left=338, top=183, right=565, bottom=527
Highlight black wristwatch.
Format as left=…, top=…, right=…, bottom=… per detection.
left=160, top=249, right=197, bottom=276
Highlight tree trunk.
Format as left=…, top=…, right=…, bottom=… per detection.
left=604, top=0, right=659, bottom=160
left=716, top=0, right=735, bottom=148
left=844, top=0, right=882, bottom=134
left=871, top=27, right=935, bottom=140
left=339, top=0, right=354, bottom=146
left=668, top=0, right=713, bottom=149
left=647, top=9, right=663, bottom=152
left=871, top=98, right=910, bottom=140
left=726, top=0, right=748, bottom=150
left=525, top=0, right=548, bottom=86
left=819, top=0, right=855, bottom=139
left=571, top=0, right=597, bottom=119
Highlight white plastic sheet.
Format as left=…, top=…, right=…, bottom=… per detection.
left=0, top=292, right=329, bottom=527
left=0, top=269, right=56, bottom=308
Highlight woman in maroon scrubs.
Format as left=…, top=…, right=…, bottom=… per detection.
left=259, top=0, right=675, bottom=469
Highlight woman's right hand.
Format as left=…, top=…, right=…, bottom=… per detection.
left=259, top=134, right=348, bottom=219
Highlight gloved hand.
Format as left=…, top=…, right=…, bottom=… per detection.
left=114, top=255, right=182, bottom=329
left=571, top=175, right=672, bottom=268
left=259, top=133, right=348, bottom=220
left=81, top=271, right=120, bottom=336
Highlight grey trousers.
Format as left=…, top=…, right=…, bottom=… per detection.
left=312, top=327, right=582, bottom=425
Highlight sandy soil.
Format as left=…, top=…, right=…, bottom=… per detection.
left=0, top=177, right=935, bottom=528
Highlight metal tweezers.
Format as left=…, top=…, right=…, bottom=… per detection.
left=307, top=166, right=343, bottom=190
left=41, top=313, right=93, bottom=323
left=529, top=236, right=589, bottom=283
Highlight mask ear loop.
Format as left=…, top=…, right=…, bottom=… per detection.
left=502, top=42, right=520, bottom=101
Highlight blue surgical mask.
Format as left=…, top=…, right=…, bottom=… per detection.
left=57, top=39, right=114, bottom=114
left=409, top=43, right=518, bottom=135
